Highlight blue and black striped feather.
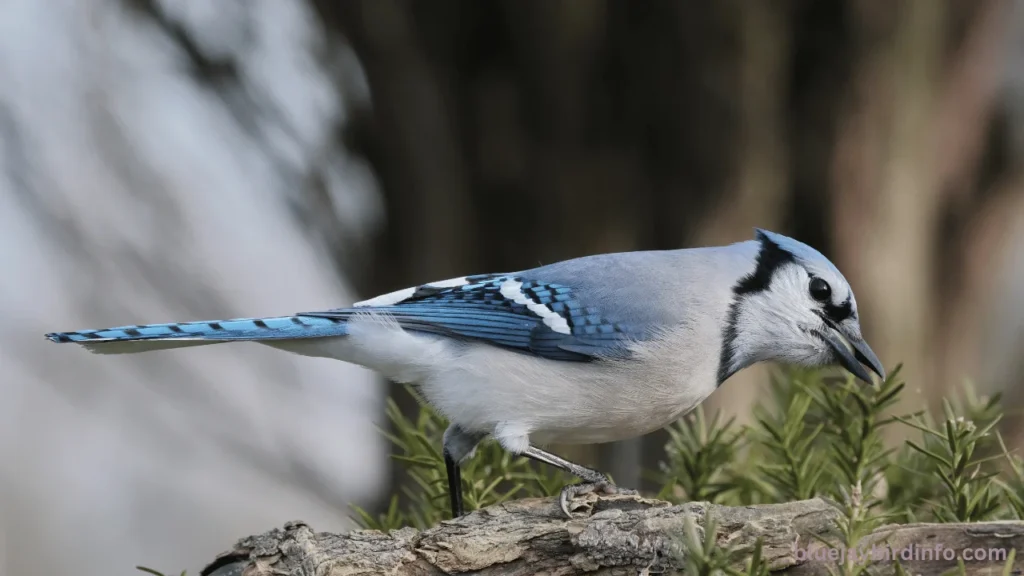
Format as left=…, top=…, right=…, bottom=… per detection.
left=302, top=275, right=638, bottom=361
left=45, top=275, right=640, bottom=361
left=45, top=316, right=349, bottom=345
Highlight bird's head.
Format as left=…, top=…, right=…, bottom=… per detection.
left=718, top=229, right=885, bottom=384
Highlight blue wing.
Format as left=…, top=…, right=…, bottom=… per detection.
left=299, top=274, right=640, bottom=361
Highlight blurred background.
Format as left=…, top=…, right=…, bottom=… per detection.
left=1, top=1, right=1022, bottom=575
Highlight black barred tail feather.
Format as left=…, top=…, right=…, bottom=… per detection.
left=45, top=315, right=350, bottom=355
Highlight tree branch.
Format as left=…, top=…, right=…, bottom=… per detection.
left=200, top=495, right=1023, bottom=575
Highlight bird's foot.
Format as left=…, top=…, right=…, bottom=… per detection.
left=557, top=480, right=638, bottom=518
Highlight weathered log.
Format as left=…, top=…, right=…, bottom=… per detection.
left=201, top=495, right=1023, bottom=575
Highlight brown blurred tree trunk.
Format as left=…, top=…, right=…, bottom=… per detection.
left=829, top=0, right=1017, bottom=424
left=694, top=0, right=793, bottom=429
left=830, top=0, right=949, bottom=419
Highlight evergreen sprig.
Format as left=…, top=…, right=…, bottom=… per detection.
left=656, top=405, right=747, bottom=504
left=895, top=400, right=1004, bottom=523
left=351, top=389, right=567, bottom=531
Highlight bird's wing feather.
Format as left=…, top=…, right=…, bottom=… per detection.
left=299, top=273, right=642, bottom=361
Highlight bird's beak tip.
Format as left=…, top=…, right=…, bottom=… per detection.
left=819, top=327, right=885, bottom=384
left=852, top=338, right=885, bottom=382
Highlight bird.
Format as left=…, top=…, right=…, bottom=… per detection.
left=45, top=228, right=885, bottom=519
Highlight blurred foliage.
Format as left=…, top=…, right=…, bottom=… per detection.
left=350, top=367, right=1024, bottom=574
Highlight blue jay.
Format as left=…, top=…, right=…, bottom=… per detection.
left=46, top=229, right=884, bottom=518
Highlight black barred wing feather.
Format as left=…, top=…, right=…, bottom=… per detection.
left=299, top=274, right=637, bottom=361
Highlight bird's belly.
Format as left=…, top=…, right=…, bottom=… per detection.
left=527, top=413, right=682, bottom=445
left=421, top=342, right=717, bottom=447
left=525, top=383, right=706, bottom=445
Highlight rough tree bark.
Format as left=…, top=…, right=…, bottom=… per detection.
left=200, top=495, right=1023, bottom=575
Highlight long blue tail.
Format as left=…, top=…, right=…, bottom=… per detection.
left=45, top=315, right=349, bottom=354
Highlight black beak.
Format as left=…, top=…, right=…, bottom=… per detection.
left=817, top=324, right=886, bottom=383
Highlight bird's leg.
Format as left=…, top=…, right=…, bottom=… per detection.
left=442, top=424, right=486, bottom=518
left=442, top=448, right=463, bottom=518
left=521, top=445, right=638, bottom=517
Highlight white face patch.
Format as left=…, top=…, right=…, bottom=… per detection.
left=499, top=279, right=572, bottom=335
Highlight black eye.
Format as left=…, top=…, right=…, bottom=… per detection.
left=809, top=277, right=831, bottom=302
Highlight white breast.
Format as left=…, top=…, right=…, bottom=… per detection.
left=263, top=314, right=723, bottom=453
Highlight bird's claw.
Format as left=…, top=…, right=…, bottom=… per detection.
left=557, top=480, right=638, bottom=518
